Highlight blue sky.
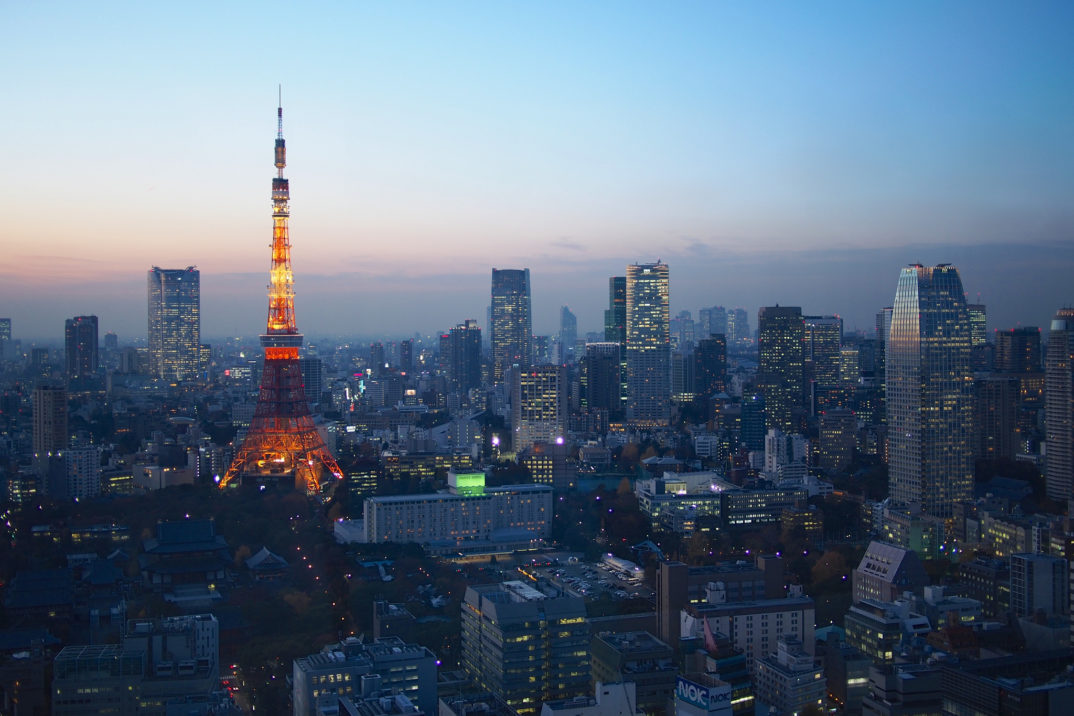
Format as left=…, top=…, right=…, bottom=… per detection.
left=3, top=2, right=1072, bottom=340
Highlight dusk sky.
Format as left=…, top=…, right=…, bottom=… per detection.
left=3, top=2, right=1072, bottom=342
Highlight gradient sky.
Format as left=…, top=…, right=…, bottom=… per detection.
left=3, top=2, right=1073, bottom=342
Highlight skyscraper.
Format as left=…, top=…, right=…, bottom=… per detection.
left=698, top=306, right=727, bottom=339
left=64, top=315, right=98, bottom=381
left=1045, top=309, right=1074, bottom=501
left=967, top=302, right=988, bottom=370
left=887, top=264, right=974, bottom=518
left=32, top=385, right=67, bottom=455
left=727, top=308, right=749, bottom=345
left=0, top=318, right=11, bottom=361
left=441, top=320, right=483, bottom=395
left=694, top=334, right=728, bottom=398
left=804, top=315, right=842, bottom=412
left=995, top=327, right=1042, bottom=374
left=510, top=364, right=566, bottom=451
left=491, top=268, right=532, bottom=383
left=559, top=305, right=577, bottom=364
left=148, top=266, right=201, bottom=381
left=758, top=306, right=804, bottom=432
left=625, top=261, right=670, bottom=426
left=604, top=276, right=626, bottom=344
left=581, top=342, right=622, bottom=420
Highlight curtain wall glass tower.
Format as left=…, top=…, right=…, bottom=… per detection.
left=1045, top=308, right=1074, bottom=501
left=491, top=269, right=532, bottom=383
left=220, top=102, right=343, bottom=493
left=625, top=262, right=670, bottom=426
left=886, top=264, right=974, bottom=518
left=148, top=266, right=200, bottom=380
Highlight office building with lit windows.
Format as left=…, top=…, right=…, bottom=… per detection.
left=887, top=265, right=973, bottom=519
left=681, top=590, right=816, bottom=669
left=147, top=266, right=201, bottom=381
left=804, top=315, right=842, bottom=412
left=461, top=581, right=589, bottom=714
left=491, top=268, right=532, bottom=383
left=625, top=261, right=670, bottom=426
left=292, top=636, right=437, bottom=716
left=510, top=364, right=566, bottom=451
left=758, top=306, right=804, bottom=431
left=1045, top=309, right=1074, bottom=501
left=362, top=482, right=551, bottom=555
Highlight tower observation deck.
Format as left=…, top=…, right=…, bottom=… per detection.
left=219, top=101, right=344, bottom=493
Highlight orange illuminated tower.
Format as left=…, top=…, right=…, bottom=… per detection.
left=220, top=100, right=343, bottom=493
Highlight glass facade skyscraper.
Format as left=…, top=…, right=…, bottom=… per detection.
left=1045, top=309, right=1074, bottom=501
left=604, top=276, right=626, bottom=344
left=887, top=264, right=973, bottom=518
left=758, top=306, right=804, bottom=432
left=625, top=261, right=670, bottom=426
left=490, top=268, right=532, bottom=383
left=147, top=266, right=201, bottom=381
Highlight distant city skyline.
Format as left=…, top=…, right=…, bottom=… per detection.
left=3, top=3, right=1072, bottom=341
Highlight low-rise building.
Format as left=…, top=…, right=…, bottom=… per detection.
left=844, top=600, right=930, bottom=665
left=861, top=663, right=942, bottom=716
left=540, top=682, right=641, bottom=716
left=680, top=588, right=816, bottom=669
left=363, top=483, right=552, bottom=555
left=753, top=636, right=825, bottom=716
left=852, top=541, right=928, bottom=605
left=589, top=631, right=675, bottom=713
left=292, top=637, right=437, bottom=716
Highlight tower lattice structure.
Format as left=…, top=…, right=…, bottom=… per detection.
left=220, top=102, right=343, bottom=493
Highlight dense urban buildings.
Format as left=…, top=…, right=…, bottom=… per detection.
left=147, top=266, right=201, bottom=381
left=886, top=264, right=974, bottom=519
left=625, top=261, right=671, bottom=426
left=490, top=268, right=533, bottom=383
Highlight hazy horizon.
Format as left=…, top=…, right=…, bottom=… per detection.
left=4, top=3, right=1072, bottom=343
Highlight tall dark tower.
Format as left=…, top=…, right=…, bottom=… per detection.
left=220, top=100, right=343, bottom=493
left=1045, top=309, right=1074, bottom=501
left=758, top=306, right=804, bottom=431
left=490, top=269, right=532, bottom=383
left=64, top=315, right=99, bottom=381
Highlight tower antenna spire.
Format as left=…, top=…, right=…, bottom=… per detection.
left=277, top=85, right=283, bottom=139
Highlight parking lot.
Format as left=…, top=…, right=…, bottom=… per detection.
left=518, top=554, right=656, bottom=602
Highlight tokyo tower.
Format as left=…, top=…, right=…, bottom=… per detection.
left=219, top=100, right=343, bottom=493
